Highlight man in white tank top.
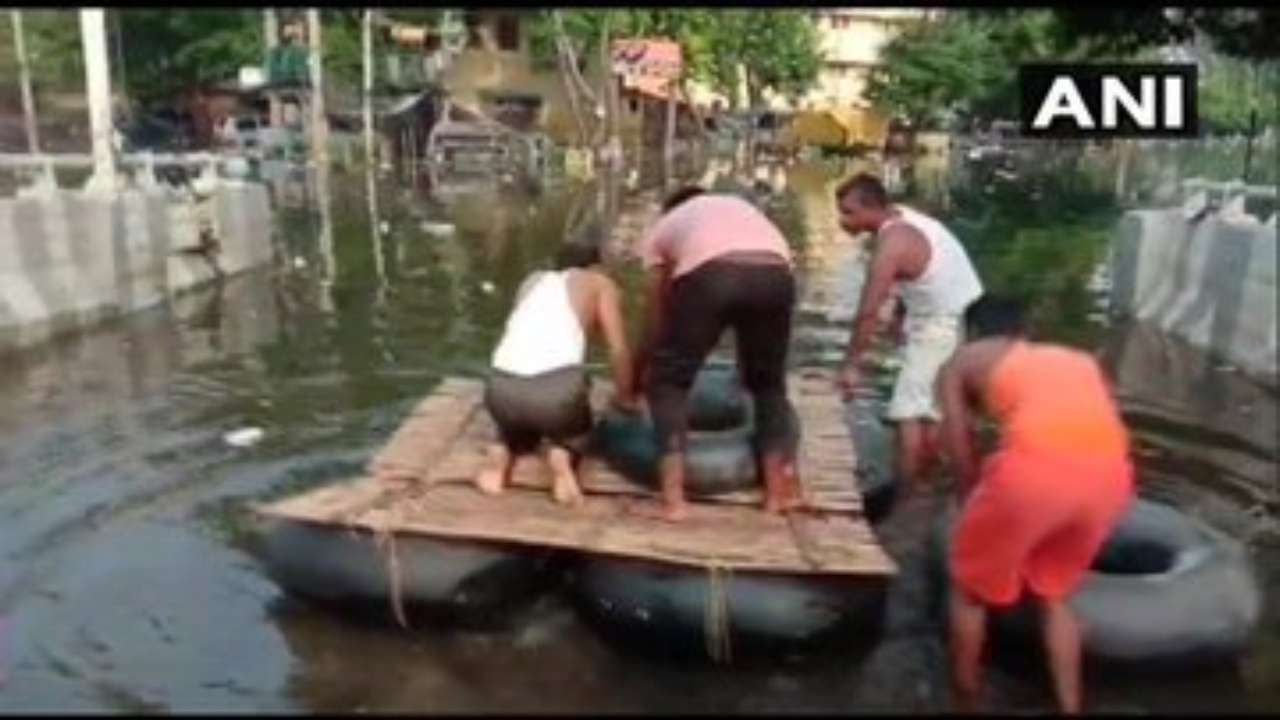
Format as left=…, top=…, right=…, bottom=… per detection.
left=832, top=173, right=983, bottom=503
left=476, top=237, right=639, bottom=506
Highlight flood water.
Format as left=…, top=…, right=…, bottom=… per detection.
left=0, top=152, right=1276, bottom=713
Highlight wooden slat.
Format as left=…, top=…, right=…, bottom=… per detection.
left=368, top=378, right=484, bottom=479
left=289, top=482, right=895, bottom=575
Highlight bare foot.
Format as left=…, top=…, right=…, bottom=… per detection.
left=547, top=446, right=584, bottom=507
left=552, top=473, right=585, bottom=507
left=474, top=468, right=506, bottom=495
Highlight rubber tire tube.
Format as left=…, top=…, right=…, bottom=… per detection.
left=571, top=555, right=888, bottom=663
left=592, top=401, right=801, bottom=497
left=255, top=516, right=561, bottom=628
left=928, top=497, right=1262, bottom=671
left=846, top=394, right=899, bottom=525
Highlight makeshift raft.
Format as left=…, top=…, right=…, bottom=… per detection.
left=253, top=370, right=898, bottom=657
left=258, top=372, right=894, bottom=573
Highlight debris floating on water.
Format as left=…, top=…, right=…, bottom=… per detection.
left=480, top=281, right=496, bottom=295
left=421, top=221, right=456, bottom=238
left=224, top=427, right=265, bottom=448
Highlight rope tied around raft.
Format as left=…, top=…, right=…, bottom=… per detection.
left=371, top=512, right=411, bottom=630
left=704, top=561, right=733, bottom=664
left=374, top=526, right=410, bottom=629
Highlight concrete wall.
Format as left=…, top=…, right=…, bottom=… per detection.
left=0, top=180, right=273, bottom=355
left=1108, top=206, right=1278, bottom=384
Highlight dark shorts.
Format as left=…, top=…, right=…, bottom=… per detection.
left=484, top=365, right=592, bottom=455
left=647, top=257, right=796, bottom=457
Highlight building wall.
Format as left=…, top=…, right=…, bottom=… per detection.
left=438, top=11, right=657, bottom=146
left=436, top=10, right=932, bottom=129
left=799, top=8, right=934, bottom=112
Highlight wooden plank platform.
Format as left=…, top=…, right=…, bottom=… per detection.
left=256, top=370, right=897, bottom=578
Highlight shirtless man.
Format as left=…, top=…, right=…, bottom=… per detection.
left=476, top=235, right=638, bottom=506
left=937, top=295, right=1134, bottom=713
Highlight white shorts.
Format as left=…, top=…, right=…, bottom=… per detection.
left=885, top=315, right=963, bottom=423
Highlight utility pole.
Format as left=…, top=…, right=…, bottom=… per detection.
left=10, top=11, right=40, bottom=153
left=111, top=10, right=128, bottom=123
left=307, top=9, right=335, bottom=284
left=307, top=9, right=329, bottom=170
left=80, top=9, right=117, bottom=194
left=265, top=9, right=281, bottom=128
left=362, top=8, right=375, bottom=169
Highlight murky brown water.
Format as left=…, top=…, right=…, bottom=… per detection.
left=0, top=154, right=1275, bottom=712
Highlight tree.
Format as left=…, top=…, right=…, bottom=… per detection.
left=1200, top=55, right=1280, bottom=134
left=115, top=10, right=261, bottom=104
left=18, top=10, right=84, bottom=92
left=868, top=9, right=1280, bottom=131
left=1050, top=8, right=1280, bottom=62
left=697, top=11, right=822, bottom=109
left=527, top=9, right=821, bottom=109
left=13, top=10, right=377, bottom=109
left=864, top=14, right=1011, bottom=129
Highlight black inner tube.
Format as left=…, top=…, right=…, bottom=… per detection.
left=1090, top=537, right=1177, bottom=576
left=683, top=362, right=750, bottom=431
left=591, top=363, right=800, bottom=496
left=571, top=555, right=889, bottom=665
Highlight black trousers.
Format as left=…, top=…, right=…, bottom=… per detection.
left=647, top=258, right=796, bottom=457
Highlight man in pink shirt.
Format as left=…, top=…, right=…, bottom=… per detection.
left=633, top=186, right=799, bottom=521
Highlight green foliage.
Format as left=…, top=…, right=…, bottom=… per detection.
left=9, top=9, right=379, bottom=107
left=18, top=10, right=84, bottom=91
left=1052, top=8, right=1280, bottom=62
left=319, top=10, right=363, bottom=90
left=869, top=9, right=1280, bottom=132
left=526, top=10, right=821, bottom=108
left=946, top=169, right=1120, bottom=347
left=116, top=10, right=261, bottom=103
left=865, top=14, right=1008, bottom=128
left=1200, top=56, right=1280, bottom=135
left=706, top=11, right=822, bottom=106
left=866, top=12, right=1079, bottom=129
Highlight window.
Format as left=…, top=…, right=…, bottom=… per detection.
left=496, top=14, right=520, bottom=52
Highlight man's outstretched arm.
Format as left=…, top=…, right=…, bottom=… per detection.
left=845, top=228, right=912, bottom=367
left=595, top=277, right=637, bottom=409
left=837, top=230, right=906, bottom=398
left=633, top=264, right=671, bottom=394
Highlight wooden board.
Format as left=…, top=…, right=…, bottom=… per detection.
left=256, top=370, right=896, bottom=577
